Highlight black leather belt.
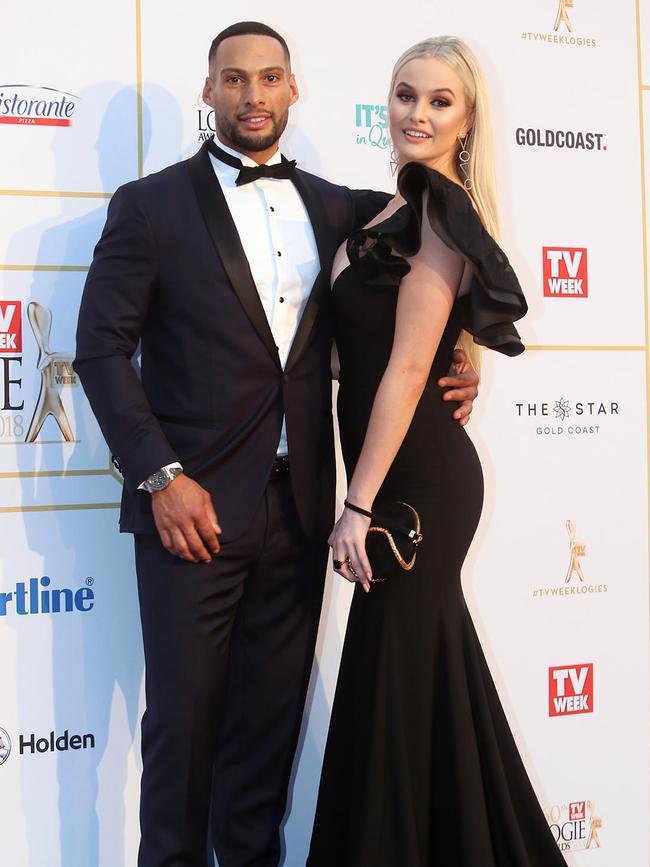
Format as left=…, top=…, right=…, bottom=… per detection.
left=269, top=455, right=290, bottom=480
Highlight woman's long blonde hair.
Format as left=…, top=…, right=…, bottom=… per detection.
left=389, top=36, right=498, bottom=371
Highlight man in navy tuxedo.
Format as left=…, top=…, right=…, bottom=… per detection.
left=75, top=21, right=479, bottom=867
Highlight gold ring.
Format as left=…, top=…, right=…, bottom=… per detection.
left=345, top=556, right=360, bottom=579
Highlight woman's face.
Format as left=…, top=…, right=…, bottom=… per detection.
left=389, top=57, right=471, bottom=177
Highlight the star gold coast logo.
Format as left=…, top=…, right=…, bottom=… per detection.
left=515, top=396, right=619, bottom=438
left=0, top=300, right=78, bottom=444
left=532, top=520, right=607, bottom=599
left=521, top=0, right=597, bottom=48
left=545, top=800, right=604, bottom=852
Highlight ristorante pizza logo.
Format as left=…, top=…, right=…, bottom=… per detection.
left=521, top=0, right=597, bottom=48
left=532, top=519, right=607, bottom=600
left=543, top=247, right=588, bottom=298
left=0, top=300, right=78, bottom=444
left=515, top=396, right=619, bottom=438
left=549, top=663, right=594, bottom=716
left=546, top=800, right=604, bottom=852
left=515, top=128, right=606, bottom=151
left=0, top=85, right=79, bottom=127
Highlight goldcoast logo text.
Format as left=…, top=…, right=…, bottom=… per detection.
left=0, top=85, right=78, bottom=127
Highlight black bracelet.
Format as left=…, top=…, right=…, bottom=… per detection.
left=344, top=499, right=373, bottom=520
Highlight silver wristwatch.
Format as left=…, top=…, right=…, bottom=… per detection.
left=142, top=465, right=184, bottom=493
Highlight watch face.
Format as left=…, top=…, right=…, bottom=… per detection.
left=148, top=470, right=169, bottom=491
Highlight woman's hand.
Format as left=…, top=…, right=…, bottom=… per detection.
left=329, top=507, right=372, bottom=592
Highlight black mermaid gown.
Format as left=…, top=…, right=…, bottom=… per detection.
left=307, top=163, right=566, bottom=867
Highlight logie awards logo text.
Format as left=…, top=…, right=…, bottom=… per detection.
left=546, top=800, right=604, bottom=852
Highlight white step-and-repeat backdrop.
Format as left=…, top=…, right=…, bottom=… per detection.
left=1, top=1, right=649, bottom=864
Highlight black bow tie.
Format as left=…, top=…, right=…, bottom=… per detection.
left=207, top=138, right=297, bottom=187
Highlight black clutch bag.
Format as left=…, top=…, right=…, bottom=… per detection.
left=344, top=499, right=423, bottom=583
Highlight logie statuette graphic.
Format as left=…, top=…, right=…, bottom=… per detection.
left=565, top=520, right=586, bottom=583
left=554, top=0, right=574, bottom=32
left=25, top=301, right=78, bottom=443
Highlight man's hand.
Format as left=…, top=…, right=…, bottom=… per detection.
left=151, top=474, right=222, bottom=563
left=438, top=348, right=479, bottom=427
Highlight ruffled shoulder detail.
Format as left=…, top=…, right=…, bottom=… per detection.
left=346, top=162, right=528, bottom=357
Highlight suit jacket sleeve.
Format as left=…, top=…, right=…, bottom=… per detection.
left=74, top=182, right=178, bottom=494
left=347, top=188, right=392, bottom=230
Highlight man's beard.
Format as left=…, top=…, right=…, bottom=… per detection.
left=217, top=109, right=289, bottom=153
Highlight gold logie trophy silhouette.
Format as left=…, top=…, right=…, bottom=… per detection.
left=565, top=519, right=586, bottom=583
left=586, top=816, right=603, bottom=849
left=554, top=0, right=574, bottom=32
left=24, top=301, right=77, bottom=443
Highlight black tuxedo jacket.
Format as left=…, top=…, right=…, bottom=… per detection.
left=74, top=141, right=388, bottom=542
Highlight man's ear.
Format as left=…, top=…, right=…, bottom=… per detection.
left=202, top=76, right=214, bottom=108
left=288, top=73, right=299, bottom=107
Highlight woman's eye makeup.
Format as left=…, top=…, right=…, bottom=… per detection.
left=395, top=91, right=451, bottom=107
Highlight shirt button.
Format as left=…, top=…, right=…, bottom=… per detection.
left=277, top=251, right=282, bottom=257
left=279, top=296, right=285, bottom=303
left=270, top=206, right=275, bottom=213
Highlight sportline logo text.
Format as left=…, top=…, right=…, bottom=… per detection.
left=543, top=247, right=588, bottom=298
left=0, top=301, right=22, bottom=351
left=0, top=85, right=78, bottom=127
left=549, top=664, right=594, bottom=716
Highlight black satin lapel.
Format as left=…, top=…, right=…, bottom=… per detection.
left=188, top=142, right=281, bottom=368
left=286, top=170, right=337, bottom=371
left=286, top=269, right=331, bottom=372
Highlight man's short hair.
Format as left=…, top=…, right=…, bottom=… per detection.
left=208, top=22, right=291, bottom=72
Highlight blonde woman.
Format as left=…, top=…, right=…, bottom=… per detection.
left=308, top=37, right=566, bottom=866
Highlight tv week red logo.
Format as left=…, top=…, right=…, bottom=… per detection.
left=569, top=802, right=586, bottom=821
left=549, top=663, right=594, bottom=717
left=543, top=247, right=588, bottom=298
left=0, top=302, right=22, bottom=352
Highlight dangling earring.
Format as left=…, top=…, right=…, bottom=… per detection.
left=389, top=142, right=400, bottom=176
left=457, top=134, right=472, bottom=191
